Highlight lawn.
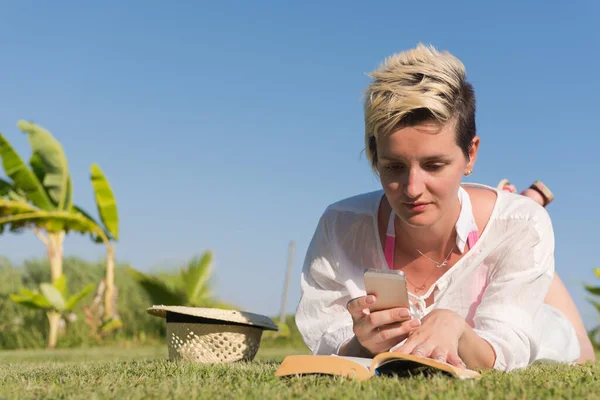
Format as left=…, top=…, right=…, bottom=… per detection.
left=2, top=344, right=600, bottom=399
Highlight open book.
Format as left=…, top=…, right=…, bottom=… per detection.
left=275, top=352, right=481, bottom=380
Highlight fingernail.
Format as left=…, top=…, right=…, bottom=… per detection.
left=460, top=362, right=467, bottom=369
left=436, top=356, right=446, bottom=362
left=410, top=319, right=421, bottom=327
left=398, top=309, right=410, bottom=319
left=366, top=295, right=375, bottom=304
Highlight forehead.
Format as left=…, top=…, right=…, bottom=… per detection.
left=377, top=122, right=459, bottom=159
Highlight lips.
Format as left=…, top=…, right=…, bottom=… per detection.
left=403, top=202, right=430, bottom=212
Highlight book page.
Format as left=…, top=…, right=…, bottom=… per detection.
left=331, top=355, right=373, bottom=371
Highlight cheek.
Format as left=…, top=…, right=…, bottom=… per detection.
left=428, top=172, right=463, bottom=201
left=379, top=171, right=401, bottom=194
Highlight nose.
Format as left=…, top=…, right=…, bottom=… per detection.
left=403, top=168, right=425, bottom=199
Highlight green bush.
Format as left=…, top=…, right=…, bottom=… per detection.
left=0, top=256, right=165, bottom=349
left=0, top=255, right=307, bottom=351
left=261, top=314, right=308, bottom=349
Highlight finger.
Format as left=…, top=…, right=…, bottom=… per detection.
left=347, top=295, right=375, bottom=318
left=372, top=319, right=421, bottom=351
left=411, top=342, right=436, bottom=358
left=430, top=347, right=449, bottom=363
left=393, top=323, right=424, bottom=354
left=367, top=307, right=411, bottom=328
left=447, top=352, right=467, bottom=369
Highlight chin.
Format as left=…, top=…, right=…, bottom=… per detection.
left=398, top=212, right=439, bottom=228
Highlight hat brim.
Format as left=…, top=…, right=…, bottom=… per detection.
left=147, top=305, right=279, bottom=331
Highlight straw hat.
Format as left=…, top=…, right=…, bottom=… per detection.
left=147, top=305, right=278, bottom=364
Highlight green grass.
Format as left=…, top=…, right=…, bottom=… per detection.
left=2, top=345, right=600, bottom=399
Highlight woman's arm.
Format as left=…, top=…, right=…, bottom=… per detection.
left=295, top=210, right=355, bottom=355
left=458, top=323, right=496, bottom=369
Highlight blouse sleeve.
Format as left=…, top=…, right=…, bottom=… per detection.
left=294, top=210, right=355, bottom=355
left=472, top=205, right=556, bottom=371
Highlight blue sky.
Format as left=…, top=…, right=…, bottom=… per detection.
left=1, top=1, right=599, bottom=327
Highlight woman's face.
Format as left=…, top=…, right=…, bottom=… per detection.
left=376, top=121, right=478, bottom=228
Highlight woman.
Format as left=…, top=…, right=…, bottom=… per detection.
left=295, top=44, right=594, bottom=371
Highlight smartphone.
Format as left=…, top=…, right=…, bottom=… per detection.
left=363, top=268, right=410, bottom=312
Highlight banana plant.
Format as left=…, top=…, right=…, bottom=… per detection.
left=129, top=251, right=233, bottom=309
left=0, top=120, right=118, bottom=347
left=9, top=275, right=94, bottom=348
left=83, top=163, right=119, bottom=321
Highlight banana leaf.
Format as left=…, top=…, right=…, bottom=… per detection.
left=65, top=283, right=95, bottom=310
left=0, top=178, right=27, bottom=202
left=90, top=163, right=119, bottom=240
left=9, top=294, right=44, bottom=310
left=0, top=204, right=109, bottom=242
left=100, top=318, right=123, bottom=332
left=40, top=283, right=66, bottom=311
left=53, top=274, right=68, bottom=298
left=0, top=133, right=54, bottom=210
left=10, top=288, right=53, bottom=310
left=71, top=205, right=113, bottom=243
left=0, top=199, right=38, bottom=217
left=18, top=120, right=72, bottom=211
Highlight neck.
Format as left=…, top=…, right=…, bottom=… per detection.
left=395, top=198, right=461, bottom=258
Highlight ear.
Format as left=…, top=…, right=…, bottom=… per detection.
left=465, top=136, right=480, bottom=173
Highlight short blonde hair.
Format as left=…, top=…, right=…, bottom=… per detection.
left=364, top=43, right=476, bottom=169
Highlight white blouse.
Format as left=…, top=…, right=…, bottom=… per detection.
left=295, top=183, right=580, bottom=371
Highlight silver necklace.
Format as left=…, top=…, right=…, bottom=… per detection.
left=416, top=243, right=456, bottom=268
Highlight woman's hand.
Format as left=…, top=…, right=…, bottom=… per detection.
left=345, top=294, right=421, bottom=356
left=392, top=309, right=467, bottom=367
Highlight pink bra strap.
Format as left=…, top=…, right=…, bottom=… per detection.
left=467, top=230, right=479, bottom=249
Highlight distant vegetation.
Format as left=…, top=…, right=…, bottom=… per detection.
left=0, top=255, right=305, bottom=350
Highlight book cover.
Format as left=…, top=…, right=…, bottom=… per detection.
left=275, top=352, right=481, bottom=381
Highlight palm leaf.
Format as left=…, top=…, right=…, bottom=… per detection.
left=182, top=251, right=214, bottom=305
left=0, top=133, right=54, bottom=210
left=90, top=163, right=119, bottom=240
left=128, top=267, right=185, bottom=306
left=18, top=120, right=72, bottom=211
left=65, top=283, right=95, bottom=310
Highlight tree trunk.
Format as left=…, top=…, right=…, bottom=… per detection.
left=46, top=232, right=65, bottom=349
left=104, top=245, right=115, bottom=321
left=47, top=232, right=65, bottom=283
left=46, top=311, right=61, bottom=349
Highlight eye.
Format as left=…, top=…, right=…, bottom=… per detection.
left=424, top=163, right=445, bottom=171
left=385, top=164, right=404, bottom=171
